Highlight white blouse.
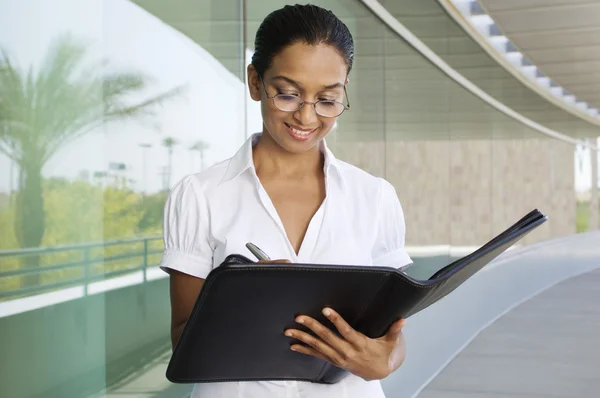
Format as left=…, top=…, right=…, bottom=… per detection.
left=160, top=133, right=412, bottom=398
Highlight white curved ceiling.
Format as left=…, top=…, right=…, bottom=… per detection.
left=478, top=0, right=600, bottom=110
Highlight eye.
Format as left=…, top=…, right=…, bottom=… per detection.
left=277, top=94, right=300, bottom=102
left=318, top=100, right=336, bottom=107
left=276, top=89, right=300, bottom=97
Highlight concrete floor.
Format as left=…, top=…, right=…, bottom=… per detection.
left=419, top=268, right=600, bottom=398
left=97, top=351, right=192, bottom=398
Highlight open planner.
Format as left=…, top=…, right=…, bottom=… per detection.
left=166, top=209, right=547, bottom=384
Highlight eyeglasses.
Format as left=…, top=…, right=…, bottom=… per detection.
left=260, top=77, right=350, bottom=118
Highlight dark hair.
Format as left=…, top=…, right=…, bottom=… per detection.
left=252, top=4, right=354, bottom=77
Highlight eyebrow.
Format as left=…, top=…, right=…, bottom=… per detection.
left=271, top=75, right=344, bottom=90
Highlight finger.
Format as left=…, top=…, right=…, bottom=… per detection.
left=385, top=318, right=407, bottom=341
left=284, top=328, right=344, bottom=365
left=322, top=308, right=365, bottom=348
left=295, top=314, right=353, bottom=354
left=258, top=259, right=291, bottom=264
left=290, top=344, right=337, bottom=365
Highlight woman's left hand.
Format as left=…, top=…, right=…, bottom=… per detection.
left=284, top=308, right=407, bottom=381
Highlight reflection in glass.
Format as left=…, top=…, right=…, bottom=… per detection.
left=0, top=33, right=180, bottom=283
left=1, top=0, right=242, bottom=396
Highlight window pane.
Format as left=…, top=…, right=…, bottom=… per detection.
left=0, top=0, right=244, bottom=396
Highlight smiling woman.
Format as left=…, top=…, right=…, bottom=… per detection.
left=160, top=4, right=411, bottom=398
left=248, top=6, right=352, bottom=153
left=250, top=42, right=349, bottom=148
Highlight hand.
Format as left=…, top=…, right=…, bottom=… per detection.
left=258, top=259, right=291, bottom=264
left=284, top=308, right=407, bottom=381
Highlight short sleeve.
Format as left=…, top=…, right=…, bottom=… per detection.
left=159, top=176, right=214, bottom=279
left=371, top=179, right=413, bottom=270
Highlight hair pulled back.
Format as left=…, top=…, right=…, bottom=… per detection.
left=251, top=4, right=354, bottom=77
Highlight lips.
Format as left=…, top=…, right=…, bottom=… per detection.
left=285, top=123, right=317, bottom=141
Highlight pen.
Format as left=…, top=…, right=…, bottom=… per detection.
left=245, top=242, right=271, bottom=261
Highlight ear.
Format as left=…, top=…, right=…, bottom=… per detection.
left=247, top=64, right=262, bottom=102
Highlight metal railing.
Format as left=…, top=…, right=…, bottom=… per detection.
left=0, top=236, right=164, bottom=301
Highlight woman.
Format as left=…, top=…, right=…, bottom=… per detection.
left=160, top=4, right=412, bottom=398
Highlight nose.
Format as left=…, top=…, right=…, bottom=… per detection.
left=293, top=101, right=319, bottom=126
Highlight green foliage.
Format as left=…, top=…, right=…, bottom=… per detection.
left=41, top=178, right=148, bottom=244
left=0, top=201, right=20, bottom=291
left=0, top=34, right=183, bottom=258
left=0, top=198, right=18, bottom=250
left=136, top=191, right=168, bottom=234
left=576, top=201, right=599, bottom=233
left=0, top=179, right=166, bottom=296
left=0, top=33, right=185, bottom=296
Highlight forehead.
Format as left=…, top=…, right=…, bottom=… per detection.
left=266, top=42, right=347, bottom=86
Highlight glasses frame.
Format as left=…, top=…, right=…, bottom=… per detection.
left=259, top=76, right=351, bottom=118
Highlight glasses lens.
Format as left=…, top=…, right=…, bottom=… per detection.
left=273, top=95, right=303, bottom=112
left=315, top=101, right=345, bottom=117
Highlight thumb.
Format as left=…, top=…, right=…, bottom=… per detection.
left=386, top=319, right=406, bottom=340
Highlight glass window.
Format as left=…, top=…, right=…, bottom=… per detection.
left=0, top=0, right=244, bottom=396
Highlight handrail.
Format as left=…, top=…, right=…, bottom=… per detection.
left=437, top=0, right=600, bottom=129
left=0, top=236, right=160, bottom=256
left=359, top=0, right=599, bottom=151
left=0, top=236, right=163, bottom=300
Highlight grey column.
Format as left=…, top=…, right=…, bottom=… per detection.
left=590, top=141, right=599, bottom=231
left=210, top=0, right=244, bottom=79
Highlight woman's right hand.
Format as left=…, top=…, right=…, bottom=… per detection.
left=258, top=259, right=291, bottom=264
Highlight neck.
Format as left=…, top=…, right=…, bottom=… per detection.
left=253, top=131, right=324, bottom=179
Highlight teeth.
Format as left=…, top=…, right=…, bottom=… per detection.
left=290, top=126, right=311, bottom=136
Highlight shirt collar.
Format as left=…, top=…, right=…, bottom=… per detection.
left=220, top=132, right=341, bottom=185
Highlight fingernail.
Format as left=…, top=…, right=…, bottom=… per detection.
left=323, top=308, right=331, bottom=317
left=290, top=346, right=296, bottom=351
left=285, top=331, right=293, bottom=337
left=297, top=317, right=304, bottom=324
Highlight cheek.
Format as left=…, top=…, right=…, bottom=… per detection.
left=319, top=118, right=337, bottom=133
left=261, top=100, right=282, bottom=123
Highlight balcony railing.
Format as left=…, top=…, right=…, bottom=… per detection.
left=0, top=236, right=164, bottom=301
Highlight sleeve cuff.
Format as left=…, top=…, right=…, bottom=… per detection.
left=159, top=249, right=213, bottom=279
left=373, top=248, right=413, bottom=270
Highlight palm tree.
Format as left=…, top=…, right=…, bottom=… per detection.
left=189, top=140, right=210, bottom=171
left=162, top=136, right=178, bottom=190
left=0, top=34, right=182, bottom=282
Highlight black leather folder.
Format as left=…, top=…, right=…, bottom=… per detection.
left=166, top=209, right=547, bottom=384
